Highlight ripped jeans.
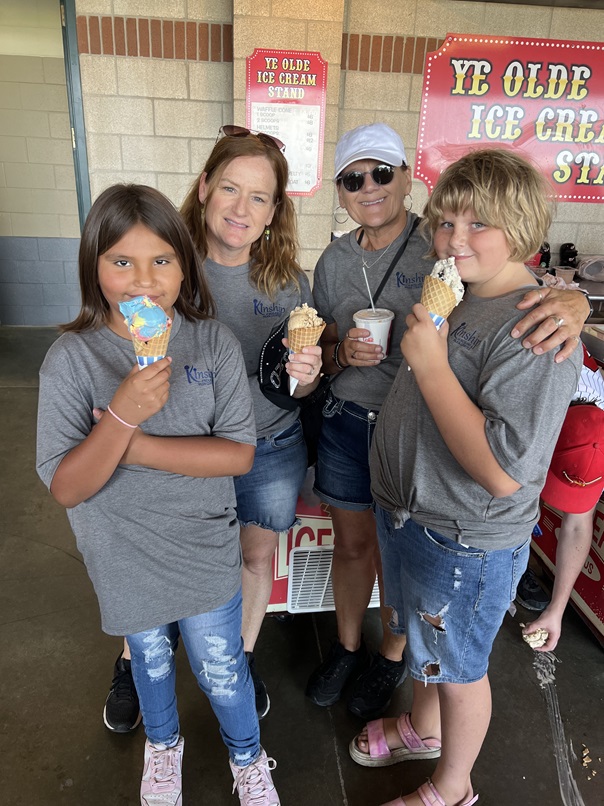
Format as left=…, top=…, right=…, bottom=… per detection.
left=126, top=589, right=259, bottom=766
left=376, top=505, right=529, bottom=684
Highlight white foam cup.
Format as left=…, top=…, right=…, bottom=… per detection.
left=353, top=308, right=395, bottom=357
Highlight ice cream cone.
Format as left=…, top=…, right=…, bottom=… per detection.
left=420, top=275, right=458, bottom=322
left=131, top=326, right=172, bottom=368
left=288, top=323, right=325, bottom=353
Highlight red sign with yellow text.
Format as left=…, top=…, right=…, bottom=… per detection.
left=416, top=34, right=604, bottom=202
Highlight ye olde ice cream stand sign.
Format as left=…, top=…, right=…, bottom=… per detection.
left=416, top=35, right=604, bottom=202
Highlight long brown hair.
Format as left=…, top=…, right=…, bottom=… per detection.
left=180, top=133, right=302, bottom=300
left=62, top=184, right=215, bottom=333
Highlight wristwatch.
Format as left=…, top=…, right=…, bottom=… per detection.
left=576, top=287, right=594, bottom=321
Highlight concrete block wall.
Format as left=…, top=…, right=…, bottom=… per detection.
left=76, top=3, right=234, bottom=206
left=0, top=236, right=80, bottom=325
left=0, top=55, right=79, bottom=239
left=1, top=0, right=602, bottom=324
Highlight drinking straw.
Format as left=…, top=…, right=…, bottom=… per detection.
left=361, top=265, right=376, bottom=312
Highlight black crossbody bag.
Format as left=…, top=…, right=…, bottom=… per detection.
left=258, top=218, right=420, bottom=465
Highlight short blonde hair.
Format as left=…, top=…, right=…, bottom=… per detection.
left=422, top=148, right=552, bottom=262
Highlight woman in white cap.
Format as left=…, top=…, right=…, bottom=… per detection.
left=305, top=122, right=591, bottom=728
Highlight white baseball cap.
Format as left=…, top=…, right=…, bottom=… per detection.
left=334, top=123, right=407, bottom=179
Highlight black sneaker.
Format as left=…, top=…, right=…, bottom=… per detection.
left=516, top=569, right=551, bottom=612
left=348, top=652, right=407, bottom=720
left=103, top=652, right=142, bottom=733
left=306, top=639, right=370, bottom=707
left=246, top=651, right=270, bottom=720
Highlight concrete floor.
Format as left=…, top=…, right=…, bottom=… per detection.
left=1, top=324, right=603, bottom=806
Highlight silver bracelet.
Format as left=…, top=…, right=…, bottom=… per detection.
left=333, top=340, right=345, bottom=370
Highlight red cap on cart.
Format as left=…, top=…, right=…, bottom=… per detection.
left=541, top=405, right=604, bottom=514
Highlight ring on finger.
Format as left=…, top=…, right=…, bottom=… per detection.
left=308, top=366, right=313, bottom=376
left=537, top=291, right=544, bottom=302
left=550, top=315, right=564, bottom=328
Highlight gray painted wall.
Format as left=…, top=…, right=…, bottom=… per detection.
left=0, top=236, right=80, bottom=325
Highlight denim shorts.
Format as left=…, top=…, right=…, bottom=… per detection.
left=313, top=392, right=378, bottom=511
left=376, top=506, right=530, bottom=684
left=234, top=418, right=306, bottom=533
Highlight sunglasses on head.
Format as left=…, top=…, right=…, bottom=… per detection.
left=217, top=125, right=286, bottom=153
left=338, top=164, right=396, bottom=193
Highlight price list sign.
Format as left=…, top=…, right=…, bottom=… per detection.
left=246, top=49, right=327, bottom=196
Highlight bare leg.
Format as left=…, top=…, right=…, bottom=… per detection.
left=331, top=507, right=379, bottom=651
left=240, top=523, right=279, bottom=652
left=391, top=676, right=490, bottom=806
left=355, top=677, right=440, bottom=756
left=123, top=637, right=131, bottom=660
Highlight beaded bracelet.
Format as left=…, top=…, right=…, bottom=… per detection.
left=333, top=340, right=346, bottom=370
left=107, top=405, right=137, bottom=429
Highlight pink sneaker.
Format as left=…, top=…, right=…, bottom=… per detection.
left=140, top=736, right=184, bottom=805
left=230, top=749, right=280, bottom=805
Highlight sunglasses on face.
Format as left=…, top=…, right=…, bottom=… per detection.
left=338, top=164, right=396, bottom=193
left=216, top=125, right=286, bottom=153
left=562, top=470, right=603, bottom=487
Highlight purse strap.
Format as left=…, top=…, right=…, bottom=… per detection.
left=371, top=216, right=421, bottom=305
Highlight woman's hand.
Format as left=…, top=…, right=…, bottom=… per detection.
left=109, top=357, right=172, bottom=426
left=283, top=341, right=322, bottom=389
left=402, top=303, right=449, bottom=376
left=512, top=287, right=590, bottom=362
left=338, top=328, right=383, bottom=366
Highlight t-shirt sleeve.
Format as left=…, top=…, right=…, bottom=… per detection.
left=36, top=338, right=94, bottom=490
left=311, top=252, right=334, bottom=325
left=211, top=326, right=257, bottom=446
left=479, top=337, right=581, bottom=485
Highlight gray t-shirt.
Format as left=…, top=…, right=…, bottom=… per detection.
left=204, top=259, right=314, bottom=437
left=312, top=213, right=429, bottom=410
left=370, top=288, right=582, bottom=551
left=36, top=313, right=256, bottom=635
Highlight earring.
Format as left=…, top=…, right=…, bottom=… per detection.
left=404, top=194, right=413, bottom=212
left=334, top=205, right=349, bottom=225
left=264, top=226, right=271, bottom=242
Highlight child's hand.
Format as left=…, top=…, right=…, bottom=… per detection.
left=109, top=357, right=172, bottom=426
left=402, top=303, right=449, bottom=375
left=522, top=607, right=562, bottom=652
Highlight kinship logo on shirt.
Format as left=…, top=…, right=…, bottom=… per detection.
left=253, top=299, right=286, bottom=318
left=395, top=272, right=425, bottom=288
left=184, top=365, right=214, bottom=385
left=450, top=322, right=481, bottom=350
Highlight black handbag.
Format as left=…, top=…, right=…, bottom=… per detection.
left=257, top=218, right=421, bottom=465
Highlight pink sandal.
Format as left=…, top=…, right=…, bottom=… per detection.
left=349, top=712, right=441, bottom=767
left=381, top=778, right=478, bottom=806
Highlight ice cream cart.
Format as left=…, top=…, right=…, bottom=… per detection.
left=267, top=469, right=380, bottom=613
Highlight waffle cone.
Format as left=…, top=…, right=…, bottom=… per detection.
left=288, top=323, right=325, bottom=353
left=420, top=275, right=458, bottom=319
left=131, top=325, right=171, bottom=359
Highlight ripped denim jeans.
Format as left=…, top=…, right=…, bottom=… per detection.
left=375, top=505, right=529, bottom=684
left=126, top=588, right=259, bottom=766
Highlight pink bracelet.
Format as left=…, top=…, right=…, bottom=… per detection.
left=107, top=405, right=137, bottom=429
